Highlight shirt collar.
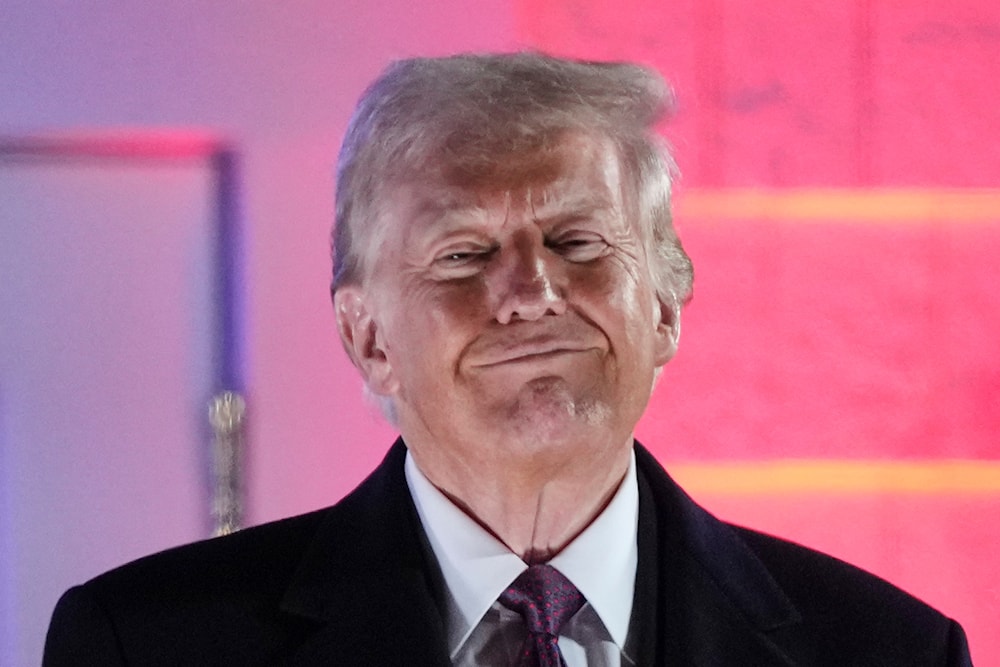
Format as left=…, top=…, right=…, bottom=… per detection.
left=405, top=448, right=639, bottom=655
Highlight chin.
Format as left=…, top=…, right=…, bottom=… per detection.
left=502, top=378, right=613, bottom=444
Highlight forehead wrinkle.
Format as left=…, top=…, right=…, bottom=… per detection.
left=407, top=183, right=482, bottom=220
left=529, top=160, right=622, bottom=225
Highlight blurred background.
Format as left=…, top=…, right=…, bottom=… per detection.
left=2, top=1, right=997, bottom=664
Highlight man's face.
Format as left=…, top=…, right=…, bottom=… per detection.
left=335, top=133, right=678, bottom=483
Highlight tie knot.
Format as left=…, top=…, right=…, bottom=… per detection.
left=500, top=564, right=585, bottom=636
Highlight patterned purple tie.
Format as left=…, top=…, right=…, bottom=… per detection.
left=499, top=564, right=585, bottom=667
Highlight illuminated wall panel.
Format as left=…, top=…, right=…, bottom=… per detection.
left=515, top=0, right=1000, bottom=188
left=640, top=191, right=1000, bottom=460
left=873, top=2, right=1000, bottom=185
left=0, top=137, right=225, bottom=667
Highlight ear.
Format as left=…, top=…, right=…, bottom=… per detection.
left=652, top=292, right=681, bottom=367
left=332, top=286, right=397, bottom=395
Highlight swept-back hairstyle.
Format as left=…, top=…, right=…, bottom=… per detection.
left=332, top=52, right=693, bottom=308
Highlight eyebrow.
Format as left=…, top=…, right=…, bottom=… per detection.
left=404, top=187, right=618, bottom=244
left=406, top=187, right=487, bottom=223
left=398, top=197, right=494, bottom=255
left=530, top=194, right=618, bottom=224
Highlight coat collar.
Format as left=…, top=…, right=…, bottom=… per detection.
left=279, top=439, right=451, bottom=665
left=634, top=442, right=801, bottom=665
left=276, top=439, right=802, bottom=665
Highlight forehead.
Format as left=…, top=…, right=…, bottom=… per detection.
left=385, top=133, right=625, bottom=233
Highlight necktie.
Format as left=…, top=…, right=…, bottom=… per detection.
left=500, top=564, right=585, bottom=667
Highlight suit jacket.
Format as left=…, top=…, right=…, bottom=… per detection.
left=44, top=439, right=973, bottom=666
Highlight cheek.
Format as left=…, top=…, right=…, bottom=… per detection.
left=390, top=279, right=491, bottom=365
left=569, top=260, right=647, bottom=316
left=423, top=278, right=492, bottom=325
left=570, top=262, right=658, bottom=353
left=566, top=261, right=620, bottom=303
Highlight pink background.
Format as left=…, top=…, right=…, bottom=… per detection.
left=2, top=1, right=997, bottom=664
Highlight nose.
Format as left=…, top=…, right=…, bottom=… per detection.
left=491, top=234, right=567, bottom=324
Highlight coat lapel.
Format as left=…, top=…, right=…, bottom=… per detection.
left=271, top=439, right=803, bottom=665
left=635, top=443, right=802, bottom=666
left=278, top=440, right=451, bottom=666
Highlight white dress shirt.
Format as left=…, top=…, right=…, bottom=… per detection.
left=405, top=451, right=640, bottom=666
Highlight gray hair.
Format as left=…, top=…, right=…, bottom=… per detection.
left=331, top=51, right=693, bottom=308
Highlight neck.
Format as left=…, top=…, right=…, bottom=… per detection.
left=409, top=438, right=632, bottom=562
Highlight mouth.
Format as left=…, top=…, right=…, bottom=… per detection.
left=470, top=342, right=596, bottom=368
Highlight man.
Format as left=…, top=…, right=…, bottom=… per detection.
left=45, top=53, right=972, bottom=665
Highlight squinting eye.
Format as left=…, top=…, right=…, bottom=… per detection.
left=441, top=252, right=476, bottom=263
left=432, top=245, right=497, bottom=278
left=436, top=248, right=492, bottom=265
left=549, top=235, right=608, bottom=262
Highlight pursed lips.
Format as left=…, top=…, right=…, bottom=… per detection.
left=468, top=339, right=599, bottom=368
